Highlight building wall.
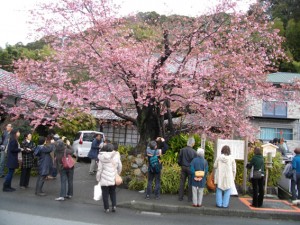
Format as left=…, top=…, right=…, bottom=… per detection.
left=98, top=122, right=140, bottom=147
left=248, top=99, right=300, bottom=119
left=250, top=118, right=300, bottom=151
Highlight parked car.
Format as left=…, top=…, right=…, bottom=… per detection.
left=73, top=131, right=105, bottom=159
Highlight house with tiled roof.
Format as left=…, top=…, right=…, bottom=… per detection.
left=0, top=68, right=140, bottom=146
left=249, top=72, right=300, bottom=151
left=0, top=69, right=59, bottom=108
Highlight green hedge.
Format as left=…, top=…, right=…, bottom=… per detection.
left=125, top=134, right=284, bottom=194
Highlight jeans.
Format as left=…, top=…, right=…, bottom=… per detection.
left=35, top=175, right=47, bottom=194
left=101, top=185, right=116, bottom=210
left=59, top=168, right=74, bottom=197
left=291, top=173, right=300, bottom=200
left=20, top=167, right=32, bottom=187
left=251, top=177, right=264, bottom=207
left=146, top=172, right=161, bottom=197
left=178, top=166, right=192, bottom=201
left=216, top=187, right=231, bottom=207
left=192, top=186, right=204, bottom=206
left=0, top=151, right=6, bottom=176
left=4, top=168, right=15, bottom=188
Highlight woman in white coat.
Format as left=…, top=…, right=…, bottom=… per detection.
left=96, top=143, right=122, bottom=213
left=214, top=145, right=236, bottom=208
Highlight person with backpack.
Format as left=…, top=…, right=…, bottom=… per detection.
left=145, top=140, right=162, bottom=200
left=291, top=148, right=300, bottom=201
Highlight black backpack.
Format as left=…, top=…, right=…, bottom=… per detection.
left=149, top=150, right=160, bottom=174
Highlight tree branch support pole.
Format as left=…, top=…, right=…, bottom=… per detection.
left=264, top=152, right=273, bottom=195
left=242, top=137, right=248, bottom=194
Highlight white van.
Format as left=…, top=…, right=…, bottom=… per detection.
left=72, top=131, right=105, bottom=159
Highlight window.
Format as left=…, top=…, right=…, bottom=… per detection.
left=102, top=123, right=139, bottom=146
left=260, top=127, right=293, bottom=141
left=262, top=101, right=287, bottom=118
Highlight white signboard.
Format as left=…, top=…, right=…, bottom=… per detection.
left=261, top=143, right=277, bottom=157
left=217, top=139, right=245, bottom=160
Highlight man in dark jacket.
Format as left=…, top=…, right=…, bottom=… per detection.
left=178, top=137, right=197, bottom=202
left=0, top=124, right=13, bottom=178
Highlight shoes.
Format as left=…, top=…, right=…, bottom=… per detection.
left=89, top=172, right=95, bottom=175
left=145, top=195, right=150, bottom=200
left=55, top=197, right=65, bottom=201
left=65, top=195, right=72, bottom=199
left=36, top=192, right=46, bottom=196
left=178, top=198, right=183, bottom=201
left=112, top=206, right=116, bottom=212
left=20, top=186, right=26, bottom=189
left=155, top=196, right=160, bottom=200
left=216, top=205, right=222, bottom=208
left=3, top=187, right=13, bottom=192
left=192, top=204, right=197, bottom=207
left=46, top=176, right=55, bottom=180
left=197, top=205, right=202, bottom=207
left=9, top=187, right=16, bottom=191
left=104, top=209, right=110, bottom=213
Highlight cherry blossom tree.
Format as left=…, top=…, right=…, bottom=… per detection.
left=8, top=0, right=286, bottom=148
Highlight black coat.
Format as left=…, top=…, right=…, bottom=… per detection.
left=7, top=139, right=21, bottom=169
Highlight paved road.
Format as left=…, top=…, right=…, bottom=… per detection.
left=0, top=193, right=299, bottom=225
left=0, top=160, right=299, bottom=224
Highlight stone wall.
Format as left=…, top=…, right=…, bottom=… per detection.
left=121, top=154, right=148, bottom=186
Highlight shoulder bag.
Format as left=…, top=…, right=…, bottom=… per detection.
left=62, top=147, right=76, bottom=169
left=111, top=152, right=123, bottom=186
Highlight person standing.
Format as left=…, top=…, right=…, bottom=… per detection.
left=19, top=133, right=35, bottom=189
left=96, top=143, right=122, bottom=213
left=246, top=147, right=265, bottom=207
left=88, top=133, right=103, bottom=175
left=291, top=148, right=300, bottom=201
left=3, top=129, right=21, bottom=192
left=214, top=145, right=236, bottom=208
left=54, top=137, right=74, bottom=201
left=190, top=148, right=208, bottom=207
left=34, top=136, right=55, bottom=196
left=177, top=137, right=197, bottom=202
left=0, top=124, right=13, bottom=178
left=145, top=140, right=162, bottom=200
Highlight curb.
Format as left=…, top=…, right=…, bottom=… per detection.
left=118, top=200, right=300, bottom=221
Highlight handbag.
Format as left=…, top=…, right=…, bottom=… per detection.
left=195, top=170, right=205, bottom=177
left=93, top=182, right=102, bottom=201
left=207, top=171, right=216, bottom=191
left=110, top=152, right=123, bottom=186
left=62, top=148, right=76, bottom=169
left=115, top=173, right=123, bottom=186
left=252, top=170, right=262, bottom=179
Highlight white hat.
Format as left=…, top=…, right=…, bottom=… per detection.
left=53, top=134, right=60, bottom=139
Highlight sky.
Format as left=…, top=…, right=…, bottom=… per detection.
left=0, top=0, right=256, bottom=48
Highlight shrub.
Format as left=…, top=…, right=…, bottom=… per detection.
left=160, top=164, right=181, bottom=194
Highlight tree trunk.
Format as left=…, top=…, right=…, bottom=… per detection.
left=135, top=106, right=160, bottom=153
